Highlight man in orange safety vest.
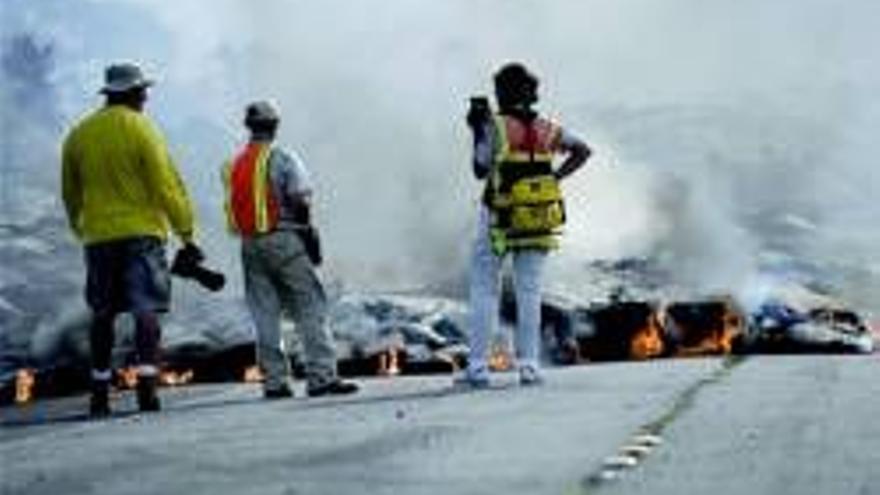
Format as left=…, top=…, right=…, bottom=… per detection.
left=223, top=101, right=358, bottom=399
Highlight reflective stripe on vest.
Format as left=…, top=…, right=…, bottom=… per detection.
left=224, top=142, right=279, bottom=236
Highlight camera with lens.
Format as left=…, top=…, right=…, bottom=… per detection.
left=170, top=243, right=226, bottom=292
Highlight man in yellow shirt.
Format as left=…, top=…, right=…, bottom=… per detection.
left=61, top=62, right=198, bottom=417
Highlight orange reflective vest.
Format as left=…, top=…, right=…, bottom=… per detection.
left=223, top=142, right=279, bottom=236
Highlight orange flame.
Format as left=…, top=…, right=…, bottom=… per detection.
left=159, top=369, right=194, bottom=387
left=15, top=368, right=35, bottom=404
left=243, top=365, right=264, bottom=383
left=117, top=367, right=139, bottom=389
left=669, top=302, right=741, bottom=357
left=377, top=348, right=401, bottom=376
left=488, top=342, right=513, bottom=371
left=630, top=315, right=665, bottom=360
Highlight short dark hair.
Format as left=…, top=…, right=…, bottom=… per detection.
left=493, top=62, right=539, bottom=110
left=105, top=86, right=147, bottom=108
left=245, top=119, right=278, bottom=135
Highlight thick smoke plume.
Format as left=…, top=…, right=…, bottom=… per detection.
left=3, top=0, right=880, bottom=315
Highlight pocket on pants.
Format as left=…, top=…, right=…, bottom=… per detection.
left=269, top=231, right=308, bottom=267
left=126, top=237, right=171, bottom=313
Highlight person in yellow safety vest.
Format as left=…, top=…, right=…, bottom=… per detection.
left=458, top=62, right=592, bottom=387
left=61, top=62, right=200, bottom=416
left=222, top=101, right=358, bottom=399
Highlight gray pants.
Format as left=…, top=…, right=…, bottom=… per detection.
left=241, top=230, right=337, bottom=390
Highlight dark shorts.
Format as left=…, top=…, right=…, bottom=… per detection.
left=85, top=236, right=170, bottom=315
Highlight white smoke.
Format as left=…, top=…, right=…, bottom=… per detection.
left=4, top=0, right=880, bottom=312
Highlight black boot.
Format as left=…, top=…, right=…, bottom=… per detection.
left=89, top=380, right=111, bottom=418
left=264, top=384, right=294, bottom=400
left=136, top=375, right=161, bottom=412
left=307, top=379, right=359, bottom=397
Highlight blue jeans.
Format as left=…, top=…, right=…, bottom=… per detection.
left=85, top=236, right=170, bottom=315
left=468, top=207, right=547, bottom=376
left=83, top=236, right=168, bottom=374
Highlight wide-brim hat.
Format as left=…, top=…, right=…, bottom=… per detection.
left=99, top=62, right=154, bottom=94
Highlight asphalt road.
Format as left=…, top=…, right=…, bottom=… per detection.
left=1, top=355, right=878, bottom=495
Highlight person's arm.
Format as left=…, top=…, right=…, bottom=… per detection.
left=60, top=132, right=82, bottom=238
left=275, top=148, right=314, bottom=225
left=553, top=128, right=591, bottom=181
left=467, top=97, right=493, bottom=179
left=291, top=192, right=313, bottom=225
left=274, top=148, right=323, bottom=264
left=138, top=116, right=196, bottom=243
left=471, top=120, right=495, bottom=179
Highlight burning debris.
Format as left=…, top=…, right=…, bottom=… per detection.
left=662, top=299, right=742, bottom=357
left=8, top=365, right=195, bottom=406
left=112, top=367, right=195, bottom=389
left=1, top=285, right=875, bottom=406
left=578, top=301, right=664, bottom=361
left=377, top=349, right=402, bottom=376
left=564, top=290, right=873, bottom=366
left=242, top=365, right=264, bottom=383
left=741, top=302, right=874, bottom=354
left=116, top=367, right=139, bottom=390
left=159, top=369, right=195, bottom=387
left=330, top=294, right=469, bottom=375
left=0, top=293, right=471, bottom=404
left=15, top=368, right=35, bottom=404
left=488, top=340, right=514, bottom=371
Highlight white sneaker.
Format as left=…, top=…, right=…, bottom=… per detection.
left=519, top=365, right=544, bottom=386
left=454, top=366, right=490, bottom=389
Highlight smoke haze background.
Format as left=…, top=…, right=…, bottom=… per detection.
left=2, top=0, right=879, bottom=314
